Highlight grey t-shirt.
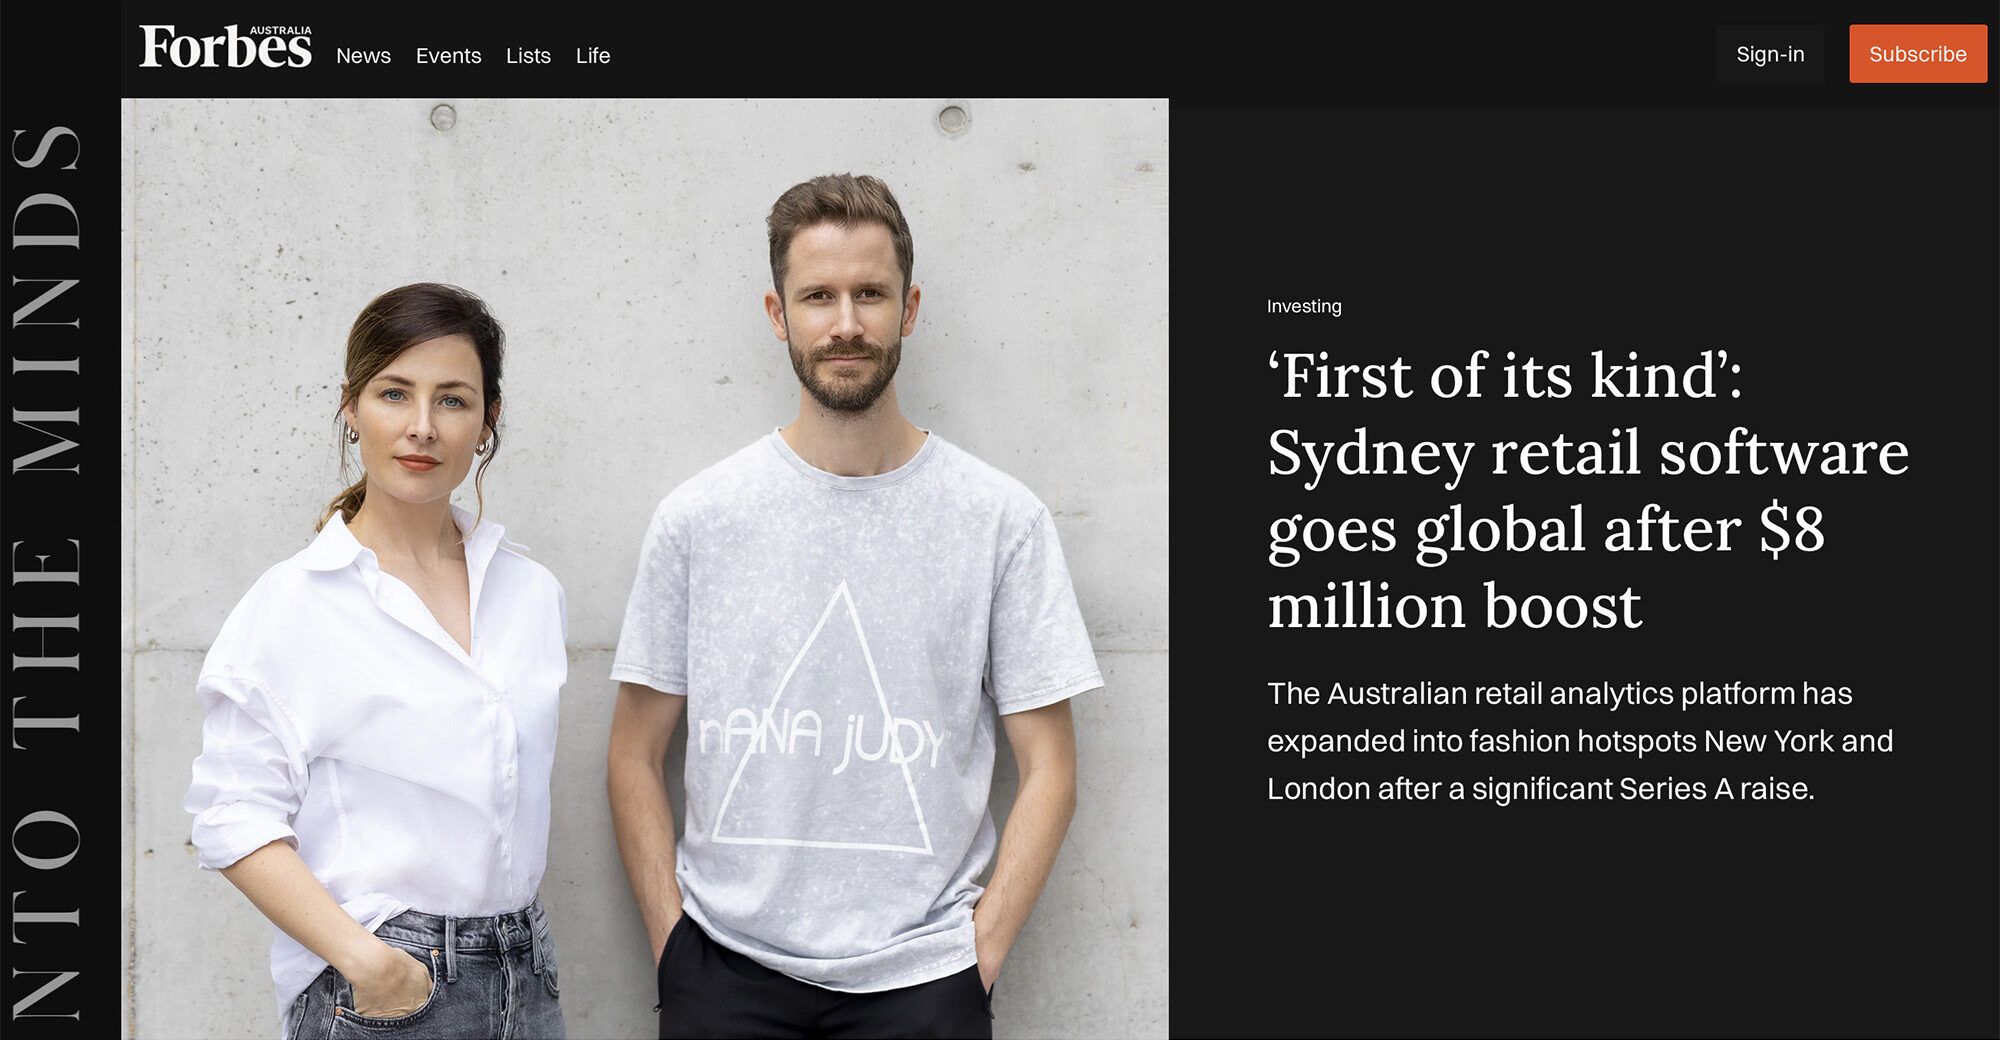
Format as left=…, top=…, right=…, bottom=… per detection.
left=611, top=430, right=1102, bottom=992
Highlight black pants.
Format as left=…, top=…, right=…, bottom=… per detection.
left=655, top=915, right=992, bottom=1039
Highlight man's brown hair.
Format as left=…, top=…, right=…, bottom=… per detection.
left=766, top=173, right=914, bottom=296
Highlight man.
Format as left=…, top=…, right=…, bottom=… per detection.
left=607, top=173, right=1100, bottom=1038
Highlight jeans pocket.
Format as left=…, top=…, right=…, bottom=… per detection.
left=332, top=945, right=441, bottom=1032
left=287, top=972, right=336, bottom=1040
left=533, top=915, right=561, bottom=999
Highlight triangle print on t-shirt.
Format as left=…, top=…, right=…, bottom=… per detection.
left=710, top=580, right=935, bottom=855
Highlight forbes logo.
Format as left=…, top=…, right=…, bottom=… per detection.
left=139, top=25, right=313, bottom=68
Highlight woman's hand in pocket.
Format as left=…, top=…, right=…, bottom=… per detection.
left=349, top=943, right=432, bottom=1019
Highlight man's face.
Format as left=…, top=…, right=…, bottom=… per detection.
left=765, top=221, right=920, bottom=413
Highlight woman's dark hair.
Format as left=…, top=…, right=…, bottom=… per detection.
left=318, top=283, right=505, bottom=531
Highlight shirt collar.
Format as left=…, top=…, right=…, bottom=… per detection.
left=296, top=507, right=520, bottom=574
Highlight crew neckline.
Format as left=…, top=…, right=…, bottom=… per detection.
left=765, top=428, right=940, bottom=490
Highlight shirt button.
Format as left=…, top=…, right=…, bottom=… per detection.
left=505, top=765, right=516, bottom=778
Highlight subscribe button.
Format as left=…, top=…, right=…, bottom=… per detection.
left=1849, top=25, right=1988, bottom=82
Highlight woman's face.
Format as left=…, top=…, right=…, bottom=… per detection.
left=341, top=334, right=492, bottom=512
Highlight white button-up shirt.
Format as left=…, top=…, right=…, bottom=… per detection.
left=184, top=507, right=567, bottom=1014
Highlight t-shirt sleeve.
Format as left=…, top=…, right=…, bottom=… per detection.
left=986, top=506, right=1104, bottom=714
left=610, top=498, right=690, bottom=696
left=183, top=672, right=310, bottom=871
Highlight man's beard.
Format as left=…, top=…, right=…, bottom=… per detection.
left=790, top=336, right=901, bottom=413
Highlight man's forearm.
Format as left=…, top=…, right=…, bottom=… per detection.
left=607, top=755, right=684, bottom=963
left=974, top=700, right=1079, bottom=990
left=607, top=682, right=688, bottom=964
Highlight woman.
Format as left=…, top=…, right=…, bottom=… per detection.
left=185, top=283, right=568, bottom=1038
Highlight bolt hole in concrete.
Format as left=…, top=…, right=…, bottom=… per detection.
left=937, top=104, right=969, bottom=134
left=430, top=104, right=457, bottom=131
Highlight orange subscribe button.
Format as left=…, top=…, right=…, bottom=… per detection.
left=1849, top=25, right=1987, bottom=82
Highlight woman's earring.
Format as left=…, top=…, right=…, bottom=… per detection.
left=474, top=441, right=489, bottom=456
left=345, top=426, right=360, bottom=444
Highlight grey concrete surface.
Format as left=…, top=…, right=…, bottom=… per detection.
left=121, top=99, right=1167, bottom=1038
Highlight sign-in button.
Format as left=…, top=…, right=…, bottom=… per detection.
left=1849, top=25, right=1988, bottom=82
left=1717, top=25, right=1825, bottom=83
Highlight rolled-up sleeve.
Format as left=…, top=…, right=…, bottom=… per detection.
left=184, top=673, right=310, bottom=871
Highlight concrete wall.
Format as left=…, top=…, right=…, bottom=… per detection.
left=120, top=98, right=1167, bottom=1038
